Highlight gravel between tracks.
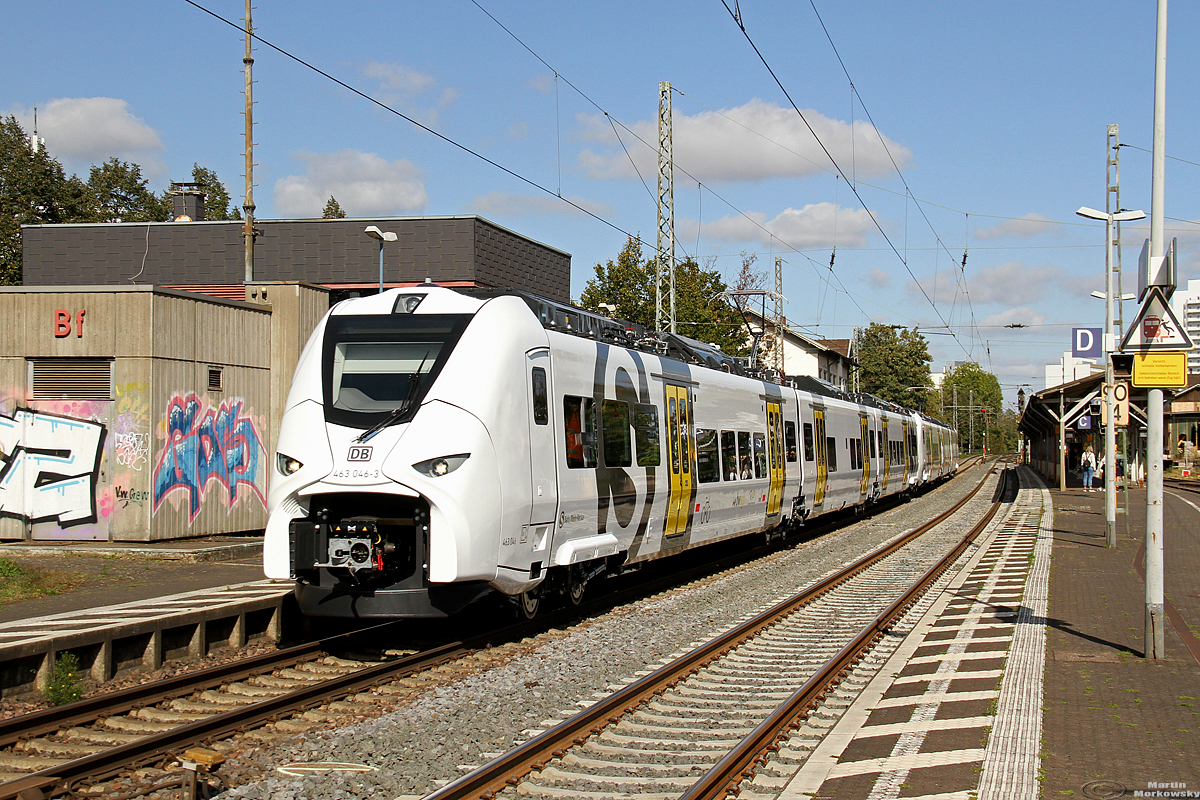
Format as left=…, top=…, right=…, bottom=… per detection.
left=216, top=468, right=989, bottom=800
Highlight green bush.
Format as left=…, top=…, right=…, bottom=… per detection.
left=43, top=652, right=86, bottom=706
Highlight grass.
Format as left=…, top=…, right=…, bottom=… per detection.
left=0, top=556, right=86, bottom=603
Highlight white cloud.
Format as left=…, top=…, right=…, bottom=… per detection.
left=701, top=202, right=874, bottom=248
left=918, top=261, right=1065, bottom=305
left=867, top=268, right=891, bottom=290
left=362, top=62, right=456, bottom=124
left=274, top=150, right=426, bottom=217
left=577, top=98, right=909, bottom=183
left=468, top=191, right=612, bottom=219
left=9, top=97, right=164, bottom=174
left=972, top=212, right=1059, bottom=240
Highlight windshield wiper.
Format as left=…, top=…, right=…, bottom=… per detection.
left=354, top=352, right=430, bottom=443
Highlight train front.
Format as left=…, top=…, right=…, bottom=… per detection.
left=262, top=287, right=537, bottom=618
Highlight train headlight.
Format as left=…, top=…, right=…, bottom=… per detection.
left=276, top=453, right=304, bottom=476
left=412, top=453, right=470, bottom=477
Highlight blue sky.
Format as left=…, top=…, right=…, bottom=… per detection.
left=6, top=2, right=1199, bottom=406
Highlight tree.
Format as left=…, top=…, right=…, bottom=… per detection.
left=322, top=195, right=346, bottom=219
left=942, top=361, right=1004, bottom=453
left=0, top=116, right=81, bottom=284
left=852, top=323, right=932, bottom=406
left=580, top=236, right=748, bottom=356
left=190, top=164, right=241, bottom=220
left=87, top=158, right=170, bottom=223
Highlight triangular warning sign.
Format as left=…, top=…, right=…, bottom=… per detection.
left=1121, top=285, right=1195, bottom=351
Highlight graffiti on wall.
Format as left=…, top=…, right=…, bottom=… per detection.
left=114, top=382, right=150, bottom=472
left=152, top=393, right=266, bottom=523
left=0, top=408, right=107, bottom=527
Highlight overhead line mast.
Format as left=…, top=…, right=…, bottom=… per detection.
left=656, top=81, right=676, bottom=334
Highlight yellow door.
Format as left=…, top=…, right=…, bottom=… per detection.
left=814, top=408, right=827, bottom=507
left=859, top=415, right=871, bottom=498
left=767, top=402, right=784, bottom=515
left=881, top=417, right=890, bottom=491
left=664, top=385, right=692, bottom=536
left=902, top=421, right=911, bottom=485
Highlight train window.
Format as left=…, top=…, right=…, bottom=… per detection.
left=737, top=431, right=752, bottom=479
left=633, top=404, right=661, bottom=466
left=803, top=422, right=815, bottom=462
left=696, top=429, right=720, bottom=483
left=753, top=433, right=767, bottom=479
left=826, top=437, right=838, bottom=472
left=668, top=398, right=679, bottom=475
left=785, top=421, right=797, bottom=462
left=721, top=431, right=738, bottom=480
left=848, top=439, right=859, bottom=472
left=678, top=398, right=691, bottom=476
left=531, top=368, right=548, bottom=425
left=869, top=430, right=877, bottom=459
left=602, top=400, right=632, bottom=467
left=563, top=396, right=597, bottom=469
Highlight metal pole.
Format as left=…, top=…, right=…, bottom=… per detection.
left=1145, top=0, right=1168, bottom=660
left=377, top=240, right=384, bottom=293
left=242, top=0, right=255, bottom=284
left=1103, top=202, right=1117, bottom=548
left=1059, top=388, right=1066, bottom=491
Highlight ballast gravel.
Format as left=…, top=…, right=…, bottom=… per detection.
left=215, top=467, right=988, bottom=800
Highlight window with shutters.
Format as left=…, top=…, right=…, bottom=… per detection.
left=28, top=360, right=113, bottom=400
left=208, top=366, right=223, bottom=393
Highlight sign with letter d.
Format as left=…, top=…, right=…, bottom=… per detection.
left=1072, top=327, right=1103, bottom=359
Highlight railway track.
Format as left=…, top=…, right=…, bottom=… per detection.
left=427, top=462, right=1008, bottom=800
left=0, top=461, right=992, bottom=800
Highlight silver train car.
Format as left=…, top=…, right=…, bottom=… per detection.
left=263, top=286, right=958, bottom=618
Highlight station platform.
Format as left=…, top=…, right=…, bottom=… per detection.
left=768, top=465, right=1200, bottom=800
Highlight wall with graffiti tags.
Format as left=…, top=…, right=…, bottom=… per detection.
left=0, top=287, right=273, bottom=542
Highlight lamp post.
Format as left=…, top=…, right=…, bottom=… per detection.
left=365, top=225, right=398, bottom=293
left=1077, top=204, right=1146, bottom=549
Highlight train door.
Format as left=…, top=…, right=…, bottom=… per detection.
left=859, top=414, right=871, bottom=499
left=664, top=384, right=693, bottom=537
left=813, top=406, right=828, bottom=507
left=527, top=350, right=558, bottom=527
left=766, top=401, right=784, bottom=516
left=881, top=417, right=890, bottom=492
left=901, top=419, right=911, bottom=486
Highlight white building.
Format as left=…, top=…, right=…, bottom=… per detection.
left=1170, top=278, right=1200, bottom=372
left=1044, top=352, right=1103, bottom=390
left=740, top=310, right=854, bottom=389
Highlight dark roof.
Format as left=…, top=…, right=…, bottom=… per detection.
left=21, top=215, right=571, bottom=303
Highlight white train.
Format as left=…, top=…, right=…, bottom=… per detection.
left=263, top=286, right=958, bottom=618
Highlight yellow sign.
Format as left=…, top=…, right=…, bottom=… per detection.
left=1101, top=381, right=1130, bottom=426
left=1132, top=352, right=1188, bottom=388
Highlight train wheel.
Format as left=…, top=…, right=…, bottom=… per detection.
left=516, top=588, right=541, bottom=619
left=566, top=570, right=586, bottom=605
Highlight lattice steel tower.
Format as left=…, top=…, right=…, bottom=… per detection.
left=656, top=81, right=676, bottom=333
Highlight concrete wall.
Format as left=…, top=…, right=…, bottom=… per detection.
left=0, top=287, right=271, bottom=542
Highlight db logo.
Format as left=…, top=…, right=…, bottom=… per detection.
left=347, top=446, right=374, bottom=462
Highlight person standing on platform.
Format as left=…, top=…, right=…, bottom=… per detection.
left=1081, top=445, right=1096, bottom=492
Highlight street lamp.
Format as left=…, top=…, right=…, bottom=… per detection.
left=365, top=225, right=398, bottom=293
left=1076, top=204, right=1145, bottom=549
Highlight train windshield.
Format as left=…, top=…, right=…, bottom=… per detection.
left=322, top=313, right=471, bottom=429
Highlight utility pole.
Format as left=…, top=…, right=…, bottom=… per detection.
left=1145, top=0, right=1168, bottom=660
left=969, top=388, right=975, bottom=453
left=774, top=257, right=785, bottom=373
left=655, top=81, right=676, bottom=334
left=242, top=0, right=255, bottom=284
